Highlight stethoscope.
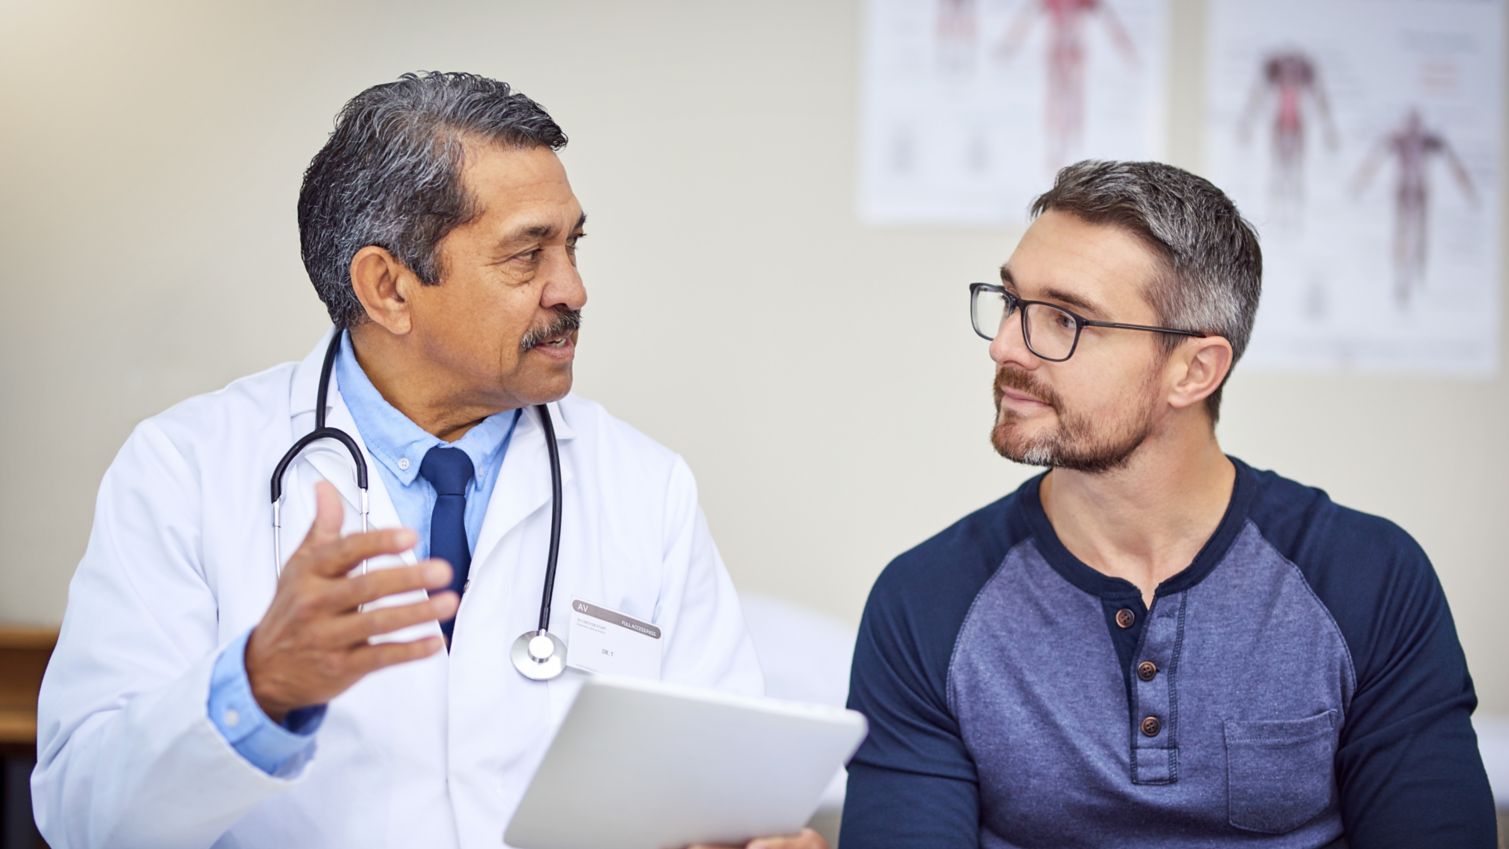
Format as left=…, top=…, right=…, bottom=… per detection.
left=270, top=330, right=569, bottom=681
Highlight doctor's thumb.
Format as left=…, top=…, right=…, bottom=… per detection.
left=305, top=480, right=347, bottom=542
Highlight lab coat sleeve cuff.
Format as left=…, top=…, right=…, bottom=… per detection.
left=208, top=628, right=326, bottom=776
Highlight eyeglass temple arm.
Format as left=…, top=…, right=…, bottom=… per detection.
left=1080, top=319, right=1209, bottom=338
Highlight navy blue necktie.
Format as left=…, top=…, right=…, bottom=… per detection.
left=419, top=446, right=475, bottom=644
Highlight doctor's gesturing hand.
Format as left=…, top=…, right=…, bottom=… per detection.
left=245, top=481, right=459, bottom=722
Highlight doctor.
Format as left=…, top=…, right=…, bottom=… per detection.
left=32, top=72, right=823, bottom=849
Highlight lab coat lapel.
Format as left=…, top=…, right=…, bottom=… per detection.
left=470, top=401, right=575, bottom=573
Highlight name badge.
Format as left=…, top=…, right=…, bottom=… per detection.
left=566, top=598, right=663, bottom=680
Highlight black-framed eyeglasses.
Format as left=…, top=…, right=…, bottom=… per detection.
left=969, top=282, right=1209, bottom=362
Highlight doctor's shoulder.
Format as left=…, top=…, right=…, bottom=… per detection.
left=554, top=392, right=698, bottom=493
left=105, top=359, right=301, bottom=490
left=553, top=393, right=721, bottom=565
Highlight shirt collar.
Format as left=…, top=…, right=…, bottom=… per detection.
left=1019, top=457, right=1257, bottom=601
left=334, top=331, right=519, bottom=489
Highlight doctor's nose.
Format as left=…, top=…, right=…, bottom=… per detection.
left=541, top=250, right=587, bottom=313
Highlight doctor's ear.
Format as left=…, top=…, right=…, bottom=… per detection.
left=349, top=246, right=416, bottom=335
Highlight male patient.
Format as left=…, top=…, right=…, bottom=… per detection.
left=840, top=161, right=1495, bottom=848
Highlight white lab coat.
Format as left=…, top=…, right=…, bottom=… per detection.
left=32, top=332, right=765, bottom=849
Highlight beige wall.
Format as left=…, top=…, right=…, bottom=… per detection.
left=1, top=0, right=1505, bottom=712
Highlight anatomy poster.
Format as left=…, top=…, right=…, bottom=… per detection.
left=1205, top=0, right=1503, bottom=375
left=859, top=0, right=1171, bottom=224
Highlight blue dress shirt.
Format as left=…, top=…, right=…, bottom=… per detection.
left=207, top=332, right=520, bottom=774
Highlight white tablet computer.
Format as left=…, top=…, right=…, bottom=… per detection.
left=503, top=675, right=868, bottom=849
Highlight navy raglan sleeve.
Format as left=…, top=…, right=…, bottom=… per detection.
left=841, top=513, right=1011, bottom=849
left=1282, top=506, right=1496, bottom=848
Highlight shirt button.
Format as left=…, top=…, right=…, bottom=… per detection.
left=1140, top=715, right=1161, bottom=737
left=398, top=457, right=411, bottom=471
left=223, top=708, right=240, bottom=727
left=1115, top=608, right=1136, bottom=629
left=1137, top=661, right=1158, bottom=681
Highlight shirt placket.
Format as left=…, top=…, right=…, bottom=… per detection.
left=1129, top=590, right=1186, bottom=785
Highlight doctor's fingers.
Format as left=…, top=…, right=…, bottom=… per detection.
left=319, top=591, right=460, bottom=645
left=347, top=633, right=447, bottom=676
left=321, top=559, right=453, bottom=612
left=748, top=830, right=827, bottom=849
left=286, top=526, right=420, bottom=581
left=688, top=832, right=828, bottom=849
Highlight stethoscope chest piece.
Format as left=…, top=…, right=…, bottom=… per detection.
left=511, top=630, right=567, bottom=681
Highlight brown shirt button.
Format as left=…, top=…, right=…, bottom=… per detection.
left=1115, top=608, right=1136, bottom=629
left=1140, top=715, right=1161, bottom=737
left=1137, top=661, right=1158, bottom=681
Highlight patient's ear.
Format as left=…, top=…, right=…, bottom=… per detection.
left=1167, top=336, right=1233, bottom=413
left=349, top=246, right=416, bottom=335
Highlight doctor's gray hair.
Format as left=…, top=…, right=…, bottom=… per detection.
left=1030, top=160, right=1262, bottom=425
left=298, top=71, right=568, bottom=327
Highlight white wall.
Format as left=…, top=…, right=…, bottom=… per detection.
left=1, top=0, right=1506, bottom=712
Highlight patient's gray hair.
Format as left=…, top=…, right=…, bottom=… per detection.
left=1031, top=160, right=1262, bottom=424
left=298, top=71, right=567, bottom=327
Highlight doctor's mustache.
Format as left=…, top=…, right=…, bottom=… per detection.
left=519, top=308, right=583, bottom=351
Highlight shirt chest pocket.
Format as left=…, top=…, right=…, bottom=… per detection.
left=1223, top=710, right=1339, bottom=834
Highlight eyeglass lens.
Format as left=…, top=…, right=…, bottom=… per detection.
left=972, top=288, right=1079, bottom=360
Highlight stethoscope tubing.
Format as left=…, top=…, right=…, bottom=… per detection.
left=536, top=403, right=564, bottom=635
left=271, top=332, right=371, bottom=576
